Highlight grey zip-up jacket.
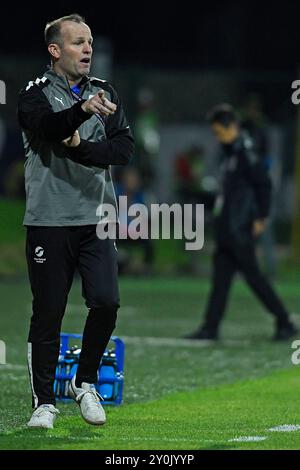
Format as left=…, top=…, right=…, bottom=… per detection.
left=17, top=69, right=134, bottom=226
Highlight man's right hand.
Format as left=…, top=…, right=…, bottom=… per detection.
left=81, top=90, right=117, bottom=116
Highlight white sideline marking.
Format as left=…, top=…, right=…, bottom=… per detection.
left=65, top=304, right=85, bottom=314
left=120, top=335, right=250, bottom=348
left=27, top=303, right=85, bottom=315
left=120, top=336, right=215, bottom=348
left=228, top=436, right=267, bottom=442
left=27, top=303, right=138, bottom=317
left=268, top=424, right=300, bottom=432
left=65, top=304, right=138, bottom=316
left=119, top=306, right=138, bottom=316
left=0, top=364, right=27, bottom=370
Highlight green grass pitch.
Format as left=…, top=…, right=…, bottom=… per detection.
left=0, top=276, right=300, bottom=450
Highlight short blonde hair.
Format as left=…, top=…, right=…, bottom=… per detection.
left=44, top=13, right=86, bottom=47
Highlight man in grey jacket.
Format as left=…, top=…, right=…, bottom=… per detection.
left=17, top=13, right=134, bottom=429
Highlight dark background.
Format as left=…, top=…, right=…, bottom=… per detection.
left=2, top=1, right=300, bottom=70
left=1, top=0, right=300, bottom=275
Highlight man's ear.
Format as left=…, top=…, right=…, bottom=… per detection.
left=48, top=43, right=61, bottom=60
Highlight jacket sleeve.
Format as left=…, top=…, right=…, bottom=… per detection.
left=66, top=84, right=135, bottom=166
left=17, top=83, right=91, bottom=142
left=244, top=149, right=272, bottom=219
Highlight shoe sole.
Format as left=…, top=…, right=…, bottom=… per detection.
left=27, top=423, right=54, bottom=429
left=80, top=412, right=106, bottom=426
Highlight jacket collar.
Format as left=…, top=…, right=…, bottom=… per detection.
left=43, top=68, right=90, bottom=88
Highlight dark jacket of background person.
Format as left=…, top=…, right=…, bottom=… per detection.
left=215, top=132, right=272, bottom=246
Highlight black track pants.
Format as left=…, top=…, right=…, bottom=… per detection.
left=202, top=242, right=290, bottom=333
left=26, top=225, right=119, bottom=408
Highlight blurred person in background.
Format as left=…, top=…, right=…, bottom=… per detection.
left=115, top=166, right=154, bottom=274
left=0, top=117, right=8, bottom=194
left=3, top=160, right=25, bottom=199
left=241, top=93, right=278, bottom=278
left=241, top=93, right=269, bottom=160
left=185, top=104, right=297, bottom=341
left=0, top=117, right=6, bottom=159
left=174, top=144, right=216, bottom=210
left=174, top=144, right=217, bottom=275
left=17, top=13, right=134, bottom=429
left=0, top=124, right=25, bottom=197
left=134, top=87, right=160, bottom=190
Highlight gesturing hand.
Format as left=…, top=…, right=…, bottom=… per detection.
left=81, top=90, right=117, bottom=116
left=62, top=130, right=81, bottom=147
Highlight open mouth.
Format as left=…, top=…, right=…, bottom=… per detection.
left=80, top=58, right=91, bottom=65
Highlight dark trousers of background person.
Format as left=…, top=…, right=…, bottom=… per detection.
left=202, top=240, right=290, bottom=333
left=26, top=225, right=119, bottom=408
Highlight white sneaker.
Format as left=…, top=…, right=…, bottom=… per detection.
left=68, top=375, right=106, bottom=425
left=27, top=404, right=60, bottom=429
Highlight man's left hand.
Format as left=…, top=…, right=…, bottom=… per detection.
left=62, top=130, right=81, bottom=147
left=253, top=219, right=267, bottom=237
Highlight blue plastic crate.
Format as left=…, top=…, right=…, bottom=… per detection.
left=54, top=333, right=125, bottom=405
